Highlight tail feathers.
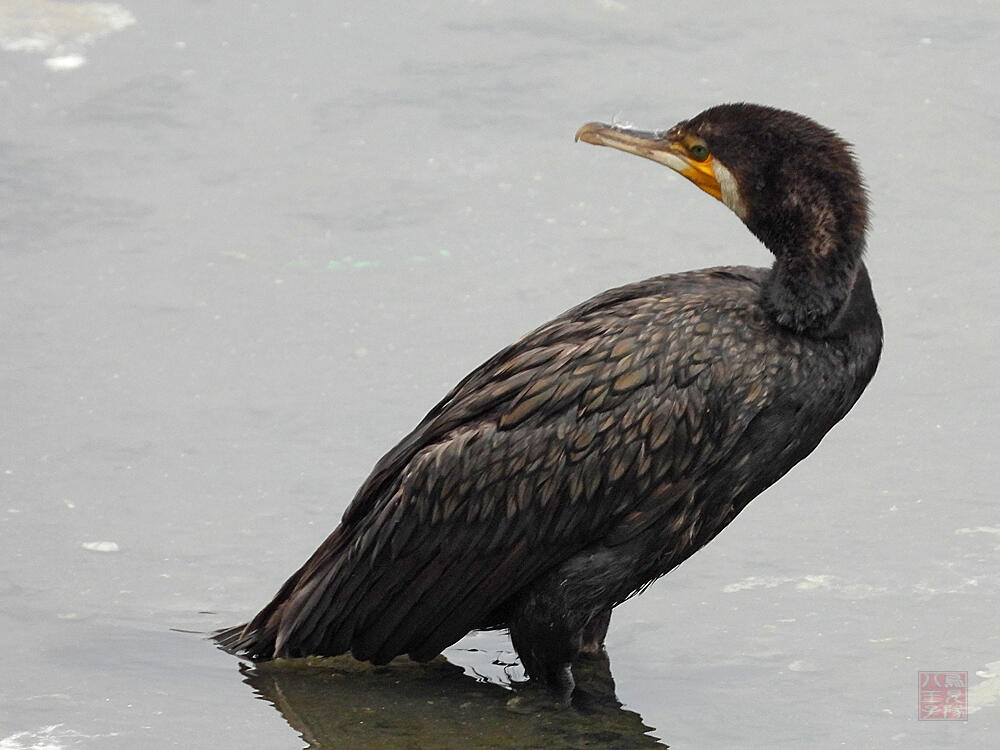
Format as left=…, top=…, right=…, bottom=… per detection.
left=212, top=622, right=276, bottom=660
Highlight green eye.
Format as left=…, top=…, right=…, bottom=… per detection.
left=689, top=143, right=710, bottom=161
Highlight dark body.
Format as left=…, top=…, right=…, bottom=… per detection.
left=218, top=104, right=883, bottom=703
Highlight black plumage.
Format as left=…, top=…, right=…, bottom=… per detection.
left=217, top=103, right=882, bottom=705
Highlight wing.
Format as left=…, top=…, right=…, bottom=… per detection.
left=226, top=267, right=781, bottom=662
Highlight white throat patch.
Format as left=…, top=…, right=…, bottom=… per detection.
left=714, top=160, right=748, bottom=220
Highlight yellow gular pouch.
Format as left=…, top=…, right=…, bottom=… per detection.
left=673, top=144, right=723, bottom=202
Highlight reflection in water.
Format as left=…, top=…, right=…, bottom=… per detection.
left=239, top=652, right=667, bottom=749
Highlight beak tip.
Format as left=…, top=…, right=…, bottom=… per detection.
left=575, top=122, right=607, bottom=146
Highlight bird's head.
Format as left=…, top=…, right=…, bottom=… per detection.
left=576, top=103, right=868, bottom=265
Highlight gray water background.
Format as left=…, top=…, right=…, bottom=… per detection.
left=2, top=1, right=998, bottom=747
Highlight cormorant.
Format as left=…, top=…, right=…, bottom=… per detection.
left=217, top=103, right=882, bottom=706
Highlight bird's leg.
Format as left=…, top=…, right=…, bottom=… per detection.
left=578, top=608, right=612, bottom=658
left=506, top=618, right=580, bottom=711
left=505, top=547, right=631, bottom=710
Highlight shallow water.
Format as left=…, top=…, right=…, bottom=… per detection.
left=2, top=1, right=998, bottom=748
